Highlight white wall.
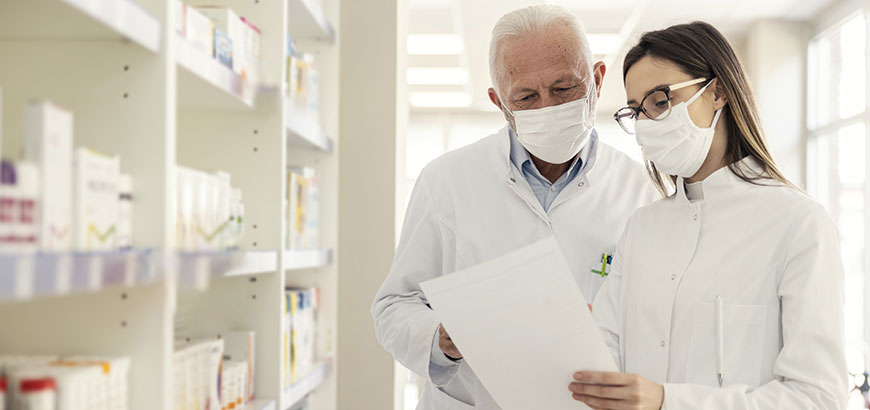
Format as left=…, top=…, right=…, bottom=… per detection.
left=337, top=0, right=405, bottom=409
left=744, top=20, right=810, bottom=186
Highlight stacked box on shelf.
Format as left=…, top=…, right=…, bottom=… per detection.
left=175, top=167, right=245, bottom=251
left=25, top=101, right=73, bottom=252
left=0, top=161, right=39, bottom=251
left=286, top=168, right=319, bottom=250
left=221, top=331, right=255, bottom=402
left=1, top=101, right=136, bottom=254
left=284, top=288, right=319, bottom=385
left=287, top=37, right=320, bottom=116
left=0, top=355, right=130, bottom=410
left=172, top=339, right=223, bottom=410
left=74, top=148, right=120, bottom=251
left=175, top=2, right=262, bottom=85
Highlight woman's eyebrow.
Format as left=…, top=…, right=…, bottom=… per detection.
left=627, top=83, right=671, bottom=105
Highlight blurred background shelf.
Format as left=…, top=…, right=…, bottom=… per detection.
left=288, top=0, right=335, bottom=42
left=0, top=250, right=160, bottom=302
left=245, top=399, right=277, bottom=410
left=285, top=101, right=333, bottom=152
left=177, top=34, right=257, bottom=110
left=285, top=249, right=333, bottom=271
left=282, top=360, right=331, bottom=410
left=0, top=0, right=161, bottom=52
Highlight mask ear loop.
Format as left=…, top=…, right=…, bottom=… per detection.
left=686, top=79, right=723, bottom=129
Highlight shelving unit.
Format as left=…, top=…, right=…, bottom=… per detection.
left=0, top=0, right=161, bottom=53
left=282, top=361, right=331, bottom=409
left=176, top=33, right=257, bottom=110
left=0, top=0, right=340, bottom=409
left=286, top=101, right=334, bottom=152
left=0, top=250, right=160, bottom=301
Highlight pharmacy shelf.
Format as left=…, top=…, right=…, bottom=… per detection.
left=288, top=0, right=335, bottom=43
left=285, top=249, right=333, bottom=271
left=0, top=250, right=160, bottom=302
left=245, top=399, right=277, bottom=410
left=177, top=34, right=257, bottom=110
left=282, top=360, right=331, bottom=409
left=177, top=251, right=280, bottom=289
left=0, top=0, right=161, bottom=53
left=285, top=101, right=334, bottom=152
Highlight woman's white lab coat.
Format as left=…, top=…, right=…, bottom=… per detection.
left=593, top=158, right=848, bottom=409
left=372, top=126, right=658, bottom=409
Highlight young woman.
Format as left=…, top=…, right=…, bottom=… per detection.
left=568, top=22, right=848, bottom=410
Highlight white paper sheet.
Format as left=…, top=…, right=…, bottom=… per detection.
left=420, top=236, right=617, bottom=410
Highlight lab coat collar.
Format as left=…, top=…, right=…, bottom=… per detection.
left=675, top=156, right=766, bottom=204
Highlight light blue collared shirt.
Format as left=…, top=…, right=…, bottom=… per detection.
left=509, top=127, right=594, bottom=212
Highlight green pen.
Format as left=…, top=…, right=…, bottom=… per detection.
left=600, top=252, right=609, bottom=278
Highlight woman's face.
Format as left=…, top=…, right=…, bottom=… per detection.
left=624, top=56, right=716, bottom=128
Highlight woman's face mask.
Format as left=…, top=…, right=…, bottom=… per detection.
left=634, top=81, right=722, bottom=178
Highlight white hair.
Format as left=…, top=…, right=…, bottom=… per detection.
left=489, top=4, right=593, bottom=98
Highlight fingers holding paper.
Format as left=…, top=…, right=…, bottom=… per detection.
left=438, top=324, right=463, bottom=360
left=568, top=371, right=663, bottom=410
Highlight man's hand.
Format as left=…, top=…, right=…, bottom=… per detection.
left=568, top=371, right=663, bottom=410
left=438, top=324, right=463, bottom=360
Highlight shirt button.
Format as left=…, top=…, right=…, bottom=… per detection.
left=670, top=274, right=676, bottom=280
left=550, top=186, right=556, bottom=192
left=660, top=340, right=666, bottom=347
left=693, top=214, right=698, bottom=220
left=578, top=181, right=585, bottom=187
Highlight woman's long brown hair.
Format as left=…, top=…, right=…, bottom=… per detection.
left=623, top=21, right=795, bottom=196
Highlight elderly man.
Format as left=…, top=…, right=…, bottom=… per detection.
left=372, top=4, right=658, bottom=409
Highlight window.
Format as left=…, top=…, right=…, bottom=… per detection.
left=807, top=10, right=870, bottom=408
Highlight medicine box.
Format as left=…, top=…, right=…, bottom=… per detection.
left=73, top=148, right=120, bottom=251
left=26, top=100, right=73, bottom=251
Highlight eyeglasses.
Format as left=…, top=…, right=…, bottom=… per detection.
left=613, top=78, right=709, bottom=135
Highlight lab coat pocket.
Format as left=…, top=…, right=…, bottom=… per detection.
left=685, top=302, right=767, bottom=387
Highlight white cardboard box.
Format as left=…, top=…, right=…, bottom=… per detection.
left=74, top=148, right=120, bottom=251
left=185, top=5, right=214, bottom=57
left=222, top=331, right=255, bottom=401
left=26, top=101, right=73, bottom=251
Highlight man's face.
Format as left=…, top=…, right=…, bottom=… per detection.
left=488, top=25, right=604, bottom=129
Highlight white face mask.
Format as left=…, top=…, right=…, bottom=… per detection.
left=503, top=92, right=596, bottom=165
left=634, top=81, right=722, bottom=178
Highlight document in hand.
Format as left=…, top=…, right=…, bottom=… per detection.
left=420, top=236, right=617, bottom=410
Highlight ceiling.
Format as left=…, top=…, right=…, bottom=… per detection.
left=406, top=0, right=837, bottom=116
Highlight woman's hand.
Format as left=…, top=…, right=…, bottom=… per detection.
left=568, top=371, right=663, bottom=410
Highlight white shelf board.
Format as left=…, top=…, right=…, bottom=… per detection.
left=284, top=249, right=333, bottom=271
left=245, top=399, right=277, bottom=410
left=0, top=250, right=160, bottom=302
left=288, top=0, right=335, bottom=43
left=285, top=101, right=333, bottom=152
left=177, top=251, right=279, bottom=289
left=282, top=360, right=331, bottom=409
left=0, top=0, right=160, bottom=53
left=177, top=33, right=256, bottom=110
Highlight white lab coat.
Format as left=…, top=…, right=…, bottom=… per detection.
left=594, top=158, right=849, bottom=409
left=372, top=125, right=658, bottom=410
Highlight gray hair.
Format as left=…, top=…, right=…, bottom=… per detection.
left=489, top=5, right=593, bottom=98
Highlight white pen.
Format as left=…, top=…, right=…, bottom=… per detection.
left=715, top=295, right=724, bottom=387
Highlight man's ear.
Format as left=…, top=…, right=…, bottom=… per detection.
left=712, top=79, right=728, bottom=110
left=593, top=62, right=607, bottom=98
left=488, top=87, right=503, bottom=110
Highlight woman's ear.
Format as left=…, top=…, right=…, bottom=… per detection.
left=712, top=78, right=728, bottom=110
